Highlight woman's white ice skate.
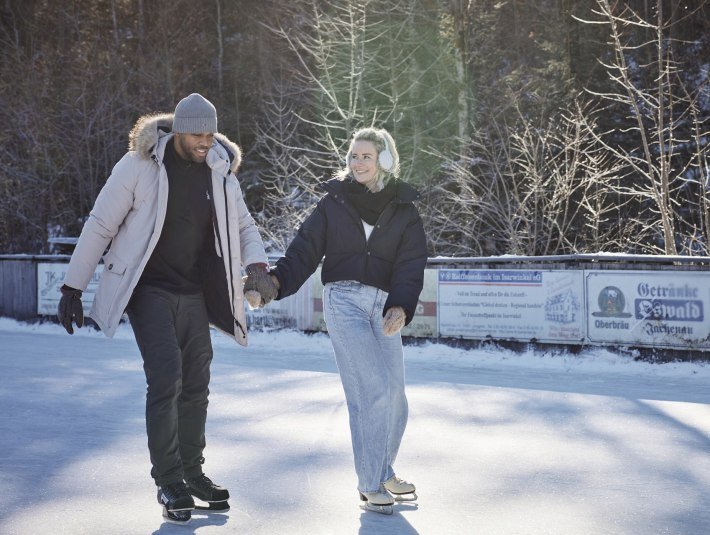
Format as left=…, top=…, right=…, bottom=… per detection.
left=359, top=485, right=394, bottom=515
left=383, top=475, right=417, bottom=502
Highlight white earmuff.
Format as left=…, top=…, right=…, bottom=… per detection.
left=378, top=135, right=394, bottom=171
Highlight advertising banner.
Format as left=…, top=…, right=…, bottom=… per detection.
left=33, top=261, right=710, bottom=351
left=437, top=269, right=585, bottom=343
left=586, top=271, right=710, bottom=348
left=37, top=263, right=103, bottom=315
left=403, top=269, right=438, bottom=338
left=245, top=281, right=312, bottom=330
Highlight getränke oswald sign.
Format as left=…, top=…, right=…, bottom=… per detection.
left=586, top=271, right=710, bottom=348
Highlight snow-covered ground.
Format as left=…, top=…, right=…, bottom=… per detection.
left=1, top=318, right=709, bottom=534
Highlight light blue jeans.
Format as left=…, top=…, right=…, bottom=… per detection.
left=323, top=281, right=408, bottom=493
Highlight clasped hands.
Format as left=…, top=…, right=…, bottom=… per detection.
left=242, top=263, right=279, bottom=309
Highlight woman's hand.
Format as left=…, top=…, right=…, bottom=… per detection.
left=382, top=306, right=406, bottom=336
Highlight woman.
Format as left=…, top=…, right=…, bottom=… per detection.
left=269, top=127, right=428, bottom=514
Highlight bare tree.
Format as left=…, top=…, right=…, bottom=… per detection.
left=2, top=0, right=706, bottom=258
left=576, top=0, right=710, bottom=255
left=0, top=0, right=228, bottom=253
left=254, top=0, right=464, bottom=251
left=429, top=101, right=628, bottom=256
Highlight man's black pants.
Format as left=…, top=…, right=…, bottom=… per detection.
left=127, top=284, right=213, bottom=487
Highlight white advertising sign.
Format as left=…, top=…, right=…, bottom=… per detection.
left=437, top=269, right=585, bottom=343
left=37, top=263, right=103, bottom=315
left=586, top=271, right=710, bottom=348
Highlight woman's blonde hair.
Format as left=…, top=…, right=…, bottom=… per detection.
left=335, top=127, right=400, bottom=190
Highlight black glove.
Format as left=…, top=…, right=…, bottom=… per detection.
left=242, top=263, right=279, bottom=308
left=57, top=284, right=84, bottom=334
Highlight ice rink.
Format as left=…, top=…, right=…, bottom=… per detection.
left=1, top=319, right=709, bottom=534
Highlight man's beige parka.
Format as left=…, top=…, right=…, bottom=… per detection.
left=63, top=113, right=267, bottom=346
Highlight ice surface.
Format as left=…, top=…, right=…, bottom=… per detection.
left=1, top=318, right=708, bottom=534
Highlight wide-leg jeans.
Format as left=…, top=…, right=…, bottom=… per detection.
left=127, top=284, right=213, bottom=487
left=323, top=281, right=408, bottom=493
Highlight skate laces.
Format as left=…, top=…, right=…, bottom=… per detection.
left=165, top=481, right=191, bottom=495
left=187, top=473, right=217, bottom=491
left=384, top=475, right=415, bottom=494
left=159, top=481, right=194, bottom=508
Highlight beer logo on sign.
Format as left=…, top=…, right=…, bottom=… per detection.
left=593, top=286, right=632, bottom=318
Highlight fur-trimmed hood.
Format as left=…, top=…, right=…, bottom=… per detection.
left=127, top=113, right=242, bottom=173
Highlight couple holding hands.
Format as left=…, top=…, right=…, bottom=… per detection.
left=58, top=93, right=427, bottom=523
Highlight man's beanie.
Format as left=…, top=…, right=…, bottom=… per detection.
left=173, top=93, right=218, bottom=134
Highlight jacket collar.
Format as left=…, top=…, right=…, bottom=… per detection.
left=322, top=177, right=421, bottom=203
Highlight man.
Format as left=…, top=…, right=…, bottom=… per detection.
left=57, top=93, right=278, bottom=524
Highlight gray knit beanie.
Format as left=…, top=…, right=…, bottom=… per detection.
left=172, top=93, right=218, bottom=134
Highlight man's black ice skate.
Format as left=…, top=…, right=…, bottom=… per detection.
left=157, top=481, right=195, bottom=524
left=186, top=474, right=230, bottom=512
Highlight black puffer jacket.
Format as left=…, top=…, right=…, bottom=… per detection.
left=272, top=178, right=428, bottom=324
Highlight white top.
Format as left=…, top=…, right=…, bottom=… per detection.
left=362, top=220, right=374, bottom=241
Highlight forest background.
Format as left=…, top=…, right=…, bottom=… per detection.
left=0, top=0, right=708, bottom=258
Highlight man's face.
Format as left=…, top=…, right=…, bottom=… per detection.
left=174, top=133, right=214, bottom=163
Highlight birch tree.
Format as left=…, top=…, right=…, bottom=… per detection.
left=255, top=0, right=463, bottom=250
left=429, top=102, right=627, bottom=256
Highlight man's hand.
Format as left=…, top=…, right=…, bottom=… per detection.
left=382, top=306, right=406, bottom=336
left=242, top=263, right=279, bottom=309
left=57, top=285, right=84, bottom=334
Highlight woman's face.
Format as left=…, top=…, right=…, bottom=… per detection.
left=349, top=140, right=379, bottom=188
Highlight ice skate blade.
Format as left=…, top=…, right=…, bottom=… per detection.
left=195, top=500, right=230, bottom=513
left=162, top=506, right=192, bottom=524
left=360, top=502, right=393, bottom=515
left=393, top=492, right=417, bottom=502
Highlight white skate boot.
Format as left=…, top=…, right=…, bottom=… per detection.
left=359, top=485, right=394, bottom=515
left=383, top=475, right=417, bottom=502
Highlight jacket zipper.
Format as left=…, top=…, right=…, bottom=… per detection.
left=363, top=201, right=396, bottom=276
left=222, top=174, right=247, bottom=339
left=337, top=191, right=396, bottom=278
